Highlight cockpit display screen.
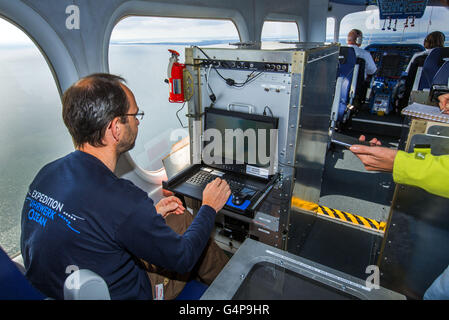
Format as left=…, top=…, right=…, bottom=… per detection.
left=379, top=54, right=402, bottom=78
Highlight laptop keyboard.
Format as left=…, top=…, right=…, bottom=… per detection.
left=186, top=170, right=246, bottom=194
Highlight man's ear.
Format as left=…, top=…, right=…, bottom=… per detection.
left=110, top=117, right=121, bottom=142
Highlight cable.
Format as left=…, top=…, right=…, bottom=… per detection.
left=232, top=70, right=264, bottom=87
left=176, top=102, right=188, bottom=128
left=205, top=64, right=216, bottom=104
left=194, top=45, right=264, bottom=89
left=263, top=106, right=274, bottom=117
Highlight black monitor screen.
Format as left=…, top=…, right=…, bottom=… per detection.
left=379, top=54, right=402, bottom=77
left=203, top=108, right=278, bottom=168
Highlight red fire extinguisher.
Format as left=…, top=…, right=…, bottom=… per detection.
left=167, top=49, right=185, bottom=103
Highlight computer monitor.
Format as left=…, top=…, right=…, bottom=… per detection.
left=203, top=107, right=278, bottom=177
left=379, top=54, right=402, bottom=78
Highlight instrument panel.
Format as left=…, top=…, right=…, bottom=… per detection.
left=365, top=43, right=425, bottom=114
left=378, top=0, right=428, bottom=20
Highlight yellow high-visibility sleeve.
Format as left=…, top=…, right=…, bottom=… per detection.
left=393, top=150, right=449, bottom=199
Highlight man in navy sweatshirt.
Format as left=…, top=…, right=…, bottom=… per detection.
left=20, top=73, right=231, bottom=300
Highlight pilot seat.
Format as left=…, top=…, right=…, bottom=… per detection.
left=418, top=47, right=449, bottom=90
left=392, top=54, right=427, bottom=112
left=331, top=46, right=359, bottom=128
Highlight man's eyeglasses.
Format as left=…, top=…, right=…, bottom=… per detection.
left=122, top=111, right=145, bottom=120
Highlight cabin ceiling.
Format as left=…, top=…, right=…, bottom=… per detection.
left=330, top=0, right=447, bottom=6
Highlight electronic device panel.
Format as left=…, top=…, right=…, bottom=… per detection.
left=162, top=108, right=279, bottom=217
left=378, top=54, right=402, bottom=78
left=367, top=44, right=425, bottom=74
left=365, top=43, right=425, bottom=114
left=166, top=44, right=339, bottom=248
left=378, top=0, right=428, bottom=20
left=203, top=107, right=279, bottom=179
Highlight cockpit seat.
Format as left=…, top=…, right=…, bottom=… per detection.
left=330, top=46, right=357, bottom=127
left=392, top=54, right=427, bottom=111
left=432, top=61, right=449, bottom=86
left=353, top=57, right=366, bottom=106
left=418, top=47, right=449, bottom=90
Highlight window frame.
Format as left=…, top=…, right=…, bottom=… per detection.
left=0, top=16, right=69, bottom=257
left=107, top=15, right=242, bottom=184
left=261, top=19, right=300, bottom=42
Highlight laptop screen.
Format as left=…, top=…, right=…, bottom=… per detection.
left=203, top=108, right=278, bottom=174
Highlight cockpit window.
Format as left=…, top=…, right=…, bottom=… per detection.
left=261, top=21, right=299, bottom=42
left=0, top=18, right=73, bottom=257
left=108, top=17, right=239, bottom=179
left=339, top=6, right=449, bottom=48
left=326, top=17, right=336, bottom=42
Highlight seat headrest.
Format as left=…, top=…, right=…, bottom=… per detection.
left=426, top=47, right=449, bottom=66
left=339, top=46, right=356, bottom=65
left=419, top=48, right=449, bottom=90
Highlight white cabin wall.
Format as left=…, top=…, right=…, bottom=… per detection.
left=306, top=0, right=329, bottom=42
left=243, top=0, right=309, bottom=42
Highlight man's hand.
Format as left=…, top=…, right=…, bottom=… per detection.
left=155, top=196, right=185, bottom=218
left=439, top=93, right=449, bottom=114
left=349, top=144, right=398, bottom=172
left=202, top=178, right=231, bottom=213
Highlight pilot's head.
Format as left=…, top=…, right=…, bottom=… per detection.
left=62, top=73, right=140, bottom=155
left=423, top=31, right=445, bottom=49
left=347, top=29, right=363, bottom=47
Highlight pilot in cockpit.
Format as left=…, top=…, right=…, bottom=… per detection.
left=405, top=31, right=446, bottom=74
left=346, top=28, right=377, bottom=80
left=20, top=73, right=230, bottom=300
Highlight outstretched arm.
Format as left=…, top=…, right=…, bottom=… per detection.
left=350, top=144, right=397, bottom=172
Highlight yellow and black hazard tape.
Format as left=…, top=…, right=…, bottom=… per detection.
left=291, top=197, right=386, bottom=233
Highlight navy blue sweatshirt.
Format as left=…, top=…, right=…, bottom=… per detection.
left=20, top=150, right=216, bottom=300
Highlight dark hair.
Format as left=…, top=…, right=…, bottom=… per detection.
left=62, top=73, right=129, bottom=148
left=424, top=31, right=445, bottom=49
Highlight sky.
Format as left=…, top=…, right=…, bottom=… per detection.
left=110, top=17, right=240, bottom=43
left=109, top=17, right=299, bottom=43
left=0, top=18, right=33, bottom=46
